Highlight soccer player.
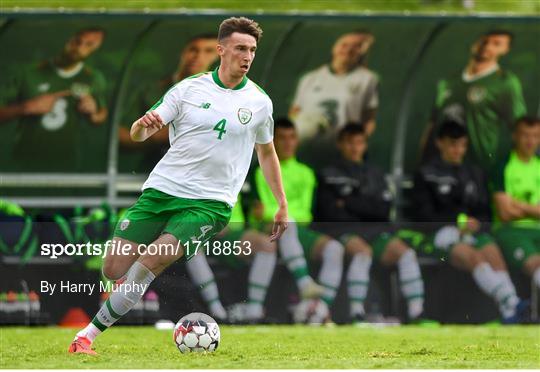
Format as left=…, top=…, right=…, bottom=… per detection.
left=289, top=30, right=378, bottom=141
left=0, top=27, right=108, bottom=172
left=117, top=33, right=226, bottom=321
left=315, top=124, right=425, bottom=323
left=253, top=119, right=344, bottom=310
left=69, top=17, right=288, bottom=355
left=422, top=29, right=527, bottom=171
left=411, top=120, right=526, bottom=323
left=492, top=117, right=540, bottom=290
left=118, top=33, right=218, bottom=171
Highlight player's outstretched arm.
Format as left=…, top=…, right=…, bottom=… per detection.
left=130, top=110, right=164, bottom=142
left=255, top=142, right=288, bottom=241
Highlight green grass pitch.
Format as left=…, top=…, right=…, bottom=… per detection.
left=1, top=325, right=539, bottom=369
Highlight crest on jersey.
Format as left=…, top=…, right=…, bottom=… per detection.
left=348, top=83, right=361, bottom=94
left=467, top=85, right=486, bottom=104
left=38, top=83, right=50, bottom=93
left=237, top=108, right=252, bottom=125
left=120, top=219, right=130, bottom=231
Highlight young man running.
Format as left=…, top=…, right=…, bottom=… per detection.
left=69, top=17, right=288, bottom=355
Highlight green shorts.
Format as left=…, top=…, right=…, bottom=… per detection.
left=113, top=188, right=231, bottom=260
left=339, top=232, right=394, bottom=261
left=396, top=229, right=494, bottom=261
left=494, top=226, right=540, bottom=270
left=297, top=225, right=323, bottom=259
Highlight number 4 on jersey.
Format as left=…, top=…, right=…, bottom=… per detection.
left=213, top=119, right=227, bottom=140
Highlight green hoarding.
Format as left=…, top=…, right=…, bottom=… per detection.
left=0, top=13, right=538, bottom=182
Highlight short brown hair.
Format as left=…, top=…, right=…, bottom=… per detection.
left=218, top=17, right=262, bottom=42
left=338, top=123, right=365, bottom=141
left=483, top=29, right=514, bottom=46
left=76, top=27, right=106, bottom=38
left=514, top=116, right=540, bottom=131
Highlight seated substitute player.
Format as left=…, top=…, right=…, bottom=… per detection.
left=253, top=118, right=344, bottom=309
left=207, top=195, right=278, bottom=323
left=492, top=117, right=540, bottom=290
left=314, top=124, right=426, bottom=323
left=69, top=17, right=288, bottom=355
left=410, top=120, right=526, bottom=323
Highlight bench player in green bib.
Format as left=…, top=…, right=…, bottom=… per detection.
left=69, top=17, right=288, bottom=355
left=253, top=119, right=344, bottom=315
left=492, top=117, right=540, bottom=293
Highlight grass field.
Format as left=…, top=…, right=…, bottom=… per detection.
left=1, top=325, right=539, bottom=369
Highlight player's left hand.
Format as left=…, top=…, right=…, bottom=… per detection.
left=270, top=206, right=288, bottom=242
left=78, top=94, right=98, bottom=115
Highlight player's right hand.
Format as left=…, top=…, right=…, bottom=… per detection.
left=136, top=110, right=164, bottom=130
left=270, top=206, right=288, bottom=242
left=22, top=90, right=71, bottom=115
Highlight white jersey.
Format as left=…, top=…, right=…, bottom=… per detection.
left=291, top=64, right=378, bottom=140
left=142, top=70, right=274, bottom=207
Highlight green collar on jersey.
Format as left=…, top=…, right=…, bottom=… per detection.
left=212, top=67, right=248, bottom=90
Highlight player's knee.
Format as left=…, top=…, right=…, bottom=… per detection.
left=345, top=236, right=372, bottom=257
left=468, top=248, right=484, bottom=268
left=102, top=260, right=126, bottom=281
left=246, top=231, right=276, bottom=253
left=260, top=240, right=277, bottom=253
left=387, top=238, right=409, bottom=257
left=524, top=255, right=540, bottom=276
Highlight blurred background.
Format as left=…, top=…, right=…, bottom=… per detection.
left=0, top=0, right=539, bottom=327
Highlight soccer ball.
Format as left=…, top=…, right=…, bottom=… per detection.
left=293, top=298, right=330, bottom=325
left=173, top=312, right=220, bottom=353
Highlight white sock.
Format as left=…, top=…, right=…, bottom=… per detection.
left=347, top=253, right=371, bottom=316
left=76, top=322, right=101, bottom=342
left=246, top=251, right=277, bottom=319
left=208, top=302, right=227, bottom=320
left=398, top=249, right=425, bottom=318
left=472, top=263, right=518, bottom=318
left=534, top=268, right=540, bottom=289
left=89, top=262, right=155, bottom=340
left=246, top=303, right=264, bottom=321
left=495, top=271, right=520, bottom=317
left=279, top=222, right=313, bottom=291
left=317, top=240, right=344, bottom=305
left=186, top=253, right=227, bottom=320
